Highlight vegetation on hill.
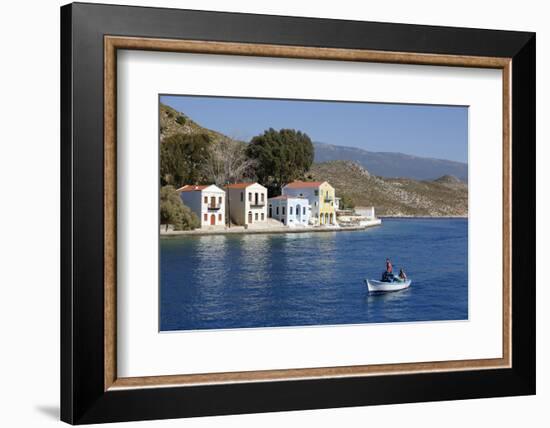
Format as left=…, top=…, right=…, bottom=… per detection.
left=160, top=185, right=200, bottom=230
left=160, top=133, right=210, bottom=187
left=160, top=103, right=314, bottom=195
left=309, top=161, right=468, bottom=217
left=160, top=103, right=254, bottom=187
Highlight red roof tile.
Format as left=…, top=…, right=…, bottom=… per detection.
left=177, top=185, right=209, bottom=192
left=225, top=182, right=255, bottom=189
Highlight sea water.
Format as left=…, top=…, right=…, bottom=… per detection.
left=160, top=218, right=468, bottom=331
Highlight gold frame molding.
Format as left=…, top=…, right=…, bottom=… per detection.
left=104, top=36, right=512, bottom=391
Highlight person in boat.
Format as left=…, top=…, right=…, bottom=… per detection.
left=398, top=268, right=407, bottom=281
left=381, top=258, right=394, bottom=282
left=385, top=258, right=393, bottom=274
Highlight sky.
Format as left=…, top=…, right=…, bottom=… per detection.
left=160, top=95, right=468, bottom=163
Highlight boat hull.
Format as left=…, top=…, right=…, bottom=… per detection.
left=366, top=279, right=411, bottom=292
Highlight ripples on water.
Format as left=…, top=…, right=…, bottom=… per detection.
left=160, top=219, right=468, bottom=331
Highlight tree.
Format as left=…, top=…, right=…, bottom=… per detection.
left=160, top=133, right=210, bottom=187
left=160, top=185, right=200, bottom=231
left=201, top=138, right=256, bottom=186
left=339, top=193, right=355, bottom=210
left=246, top=128, right=314, bottom=196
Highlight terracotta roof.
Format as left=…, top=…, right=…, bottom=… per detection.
left=284, top=181, right=325, bottom=189
left=225, top=182, right=255, bottom=189
left=177, top=185, right=209, bottom=192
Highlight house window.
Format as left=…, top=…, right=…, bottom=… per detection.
left=218, top=196, right=222, bottom=204
left=248, top=192, right=252, bottom=202
left=282, top=207, right=286, bottom=215
left=204, top=196, right=208, bottom=204
left=261, top=193, right=265, bottom=202
left=276, top=206, right=279, bottom=215
left=255, top=212, right=259, bottom=221
left=261, top=213, right=265, bottom=221
left=203, top=213, right=207, bottom=221
left=303, top=206, right=306, bottom=215
left=240, top=192, right=243, bottom=202
left=248, top=211, right=253, bottom=223
left=314, top=190, right=319, bottom=196
left=290, top=206, right=293, bottom=215
left=218, top=213, right=222, bottom=222
left=269, top=205, right=272, bottom=217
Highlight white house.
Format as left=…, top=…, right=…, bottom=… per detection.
left=177, top=184, right=226, bottom=228
left=225, top=182, right=268, bottom=226
left=268, top=195, right=310, bottom=227
left=282, top=181, right=337, bottom=226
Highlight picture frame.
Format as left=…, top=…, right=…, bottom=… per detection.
left=61, top=2, right=535, bottom=424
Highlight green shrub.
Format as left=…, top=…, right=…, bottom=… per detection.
left=175, top=115, right=186, bottom=125
left=160, top=185, right=200, bottom=231
left=339, top=193, right=355, bottom=210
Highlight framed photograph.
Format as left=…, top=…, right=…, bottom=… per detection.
left=61, top=2, right=535, bottom=424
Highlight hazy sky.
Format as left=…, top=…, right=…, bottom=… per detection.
left=160, top=95, right=468, bottom=163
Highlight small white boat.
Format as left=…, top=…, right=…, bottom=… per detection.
left=365, top=278, right=411, bottom=293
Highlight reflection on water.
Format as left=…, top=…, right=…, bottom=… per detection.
left=160, top=219, right=468, bottom=331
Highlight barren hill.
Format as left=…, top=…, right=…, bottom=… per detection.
left=309, top=161, right=468, bottom=217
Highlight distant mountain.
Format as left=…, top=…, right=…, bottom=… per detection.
left=310, top=161, right=468, bottom=217
left=313, top=142, right=468, bottom=182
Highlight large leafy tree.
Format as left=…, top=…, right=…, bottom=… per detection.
left=246, top=128, right=314, bottom=195
left=160, top=185, right=200, bottom=231
left=160, top=133, right=210, bottom=187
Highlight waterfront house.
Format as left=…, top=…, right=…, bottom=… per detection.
left=282, top=181, right=337, bottom=226
left=225, top=182, right=268, bottom=226
left=268, top=195, right=311, bottom=227
left=177, top=184, right=226, bottom=228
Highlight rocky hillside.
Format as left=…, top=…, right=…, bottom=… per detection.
left=309, top=161, right=468, bottom=217
left=160, top=103, right=230, bottom=143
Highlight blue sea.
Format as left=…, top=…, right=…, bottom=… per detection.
left=160, top=218, right=468, bottom=331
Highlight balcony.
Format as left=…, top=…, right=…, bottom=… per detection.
left=324, top=196, right=334, bottom=202
left=250, top=201, right=265, bottom=208
left=207, top=204, right=221, bottom=211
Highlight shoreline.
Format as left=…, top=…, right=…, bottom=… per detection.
left=161, top=219, right=382, bottom=238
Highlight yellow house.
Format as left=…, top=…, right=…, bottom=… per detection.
left=282, top=181, right=337, bottom=226
left=318, top=181, right=336, bottom=225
